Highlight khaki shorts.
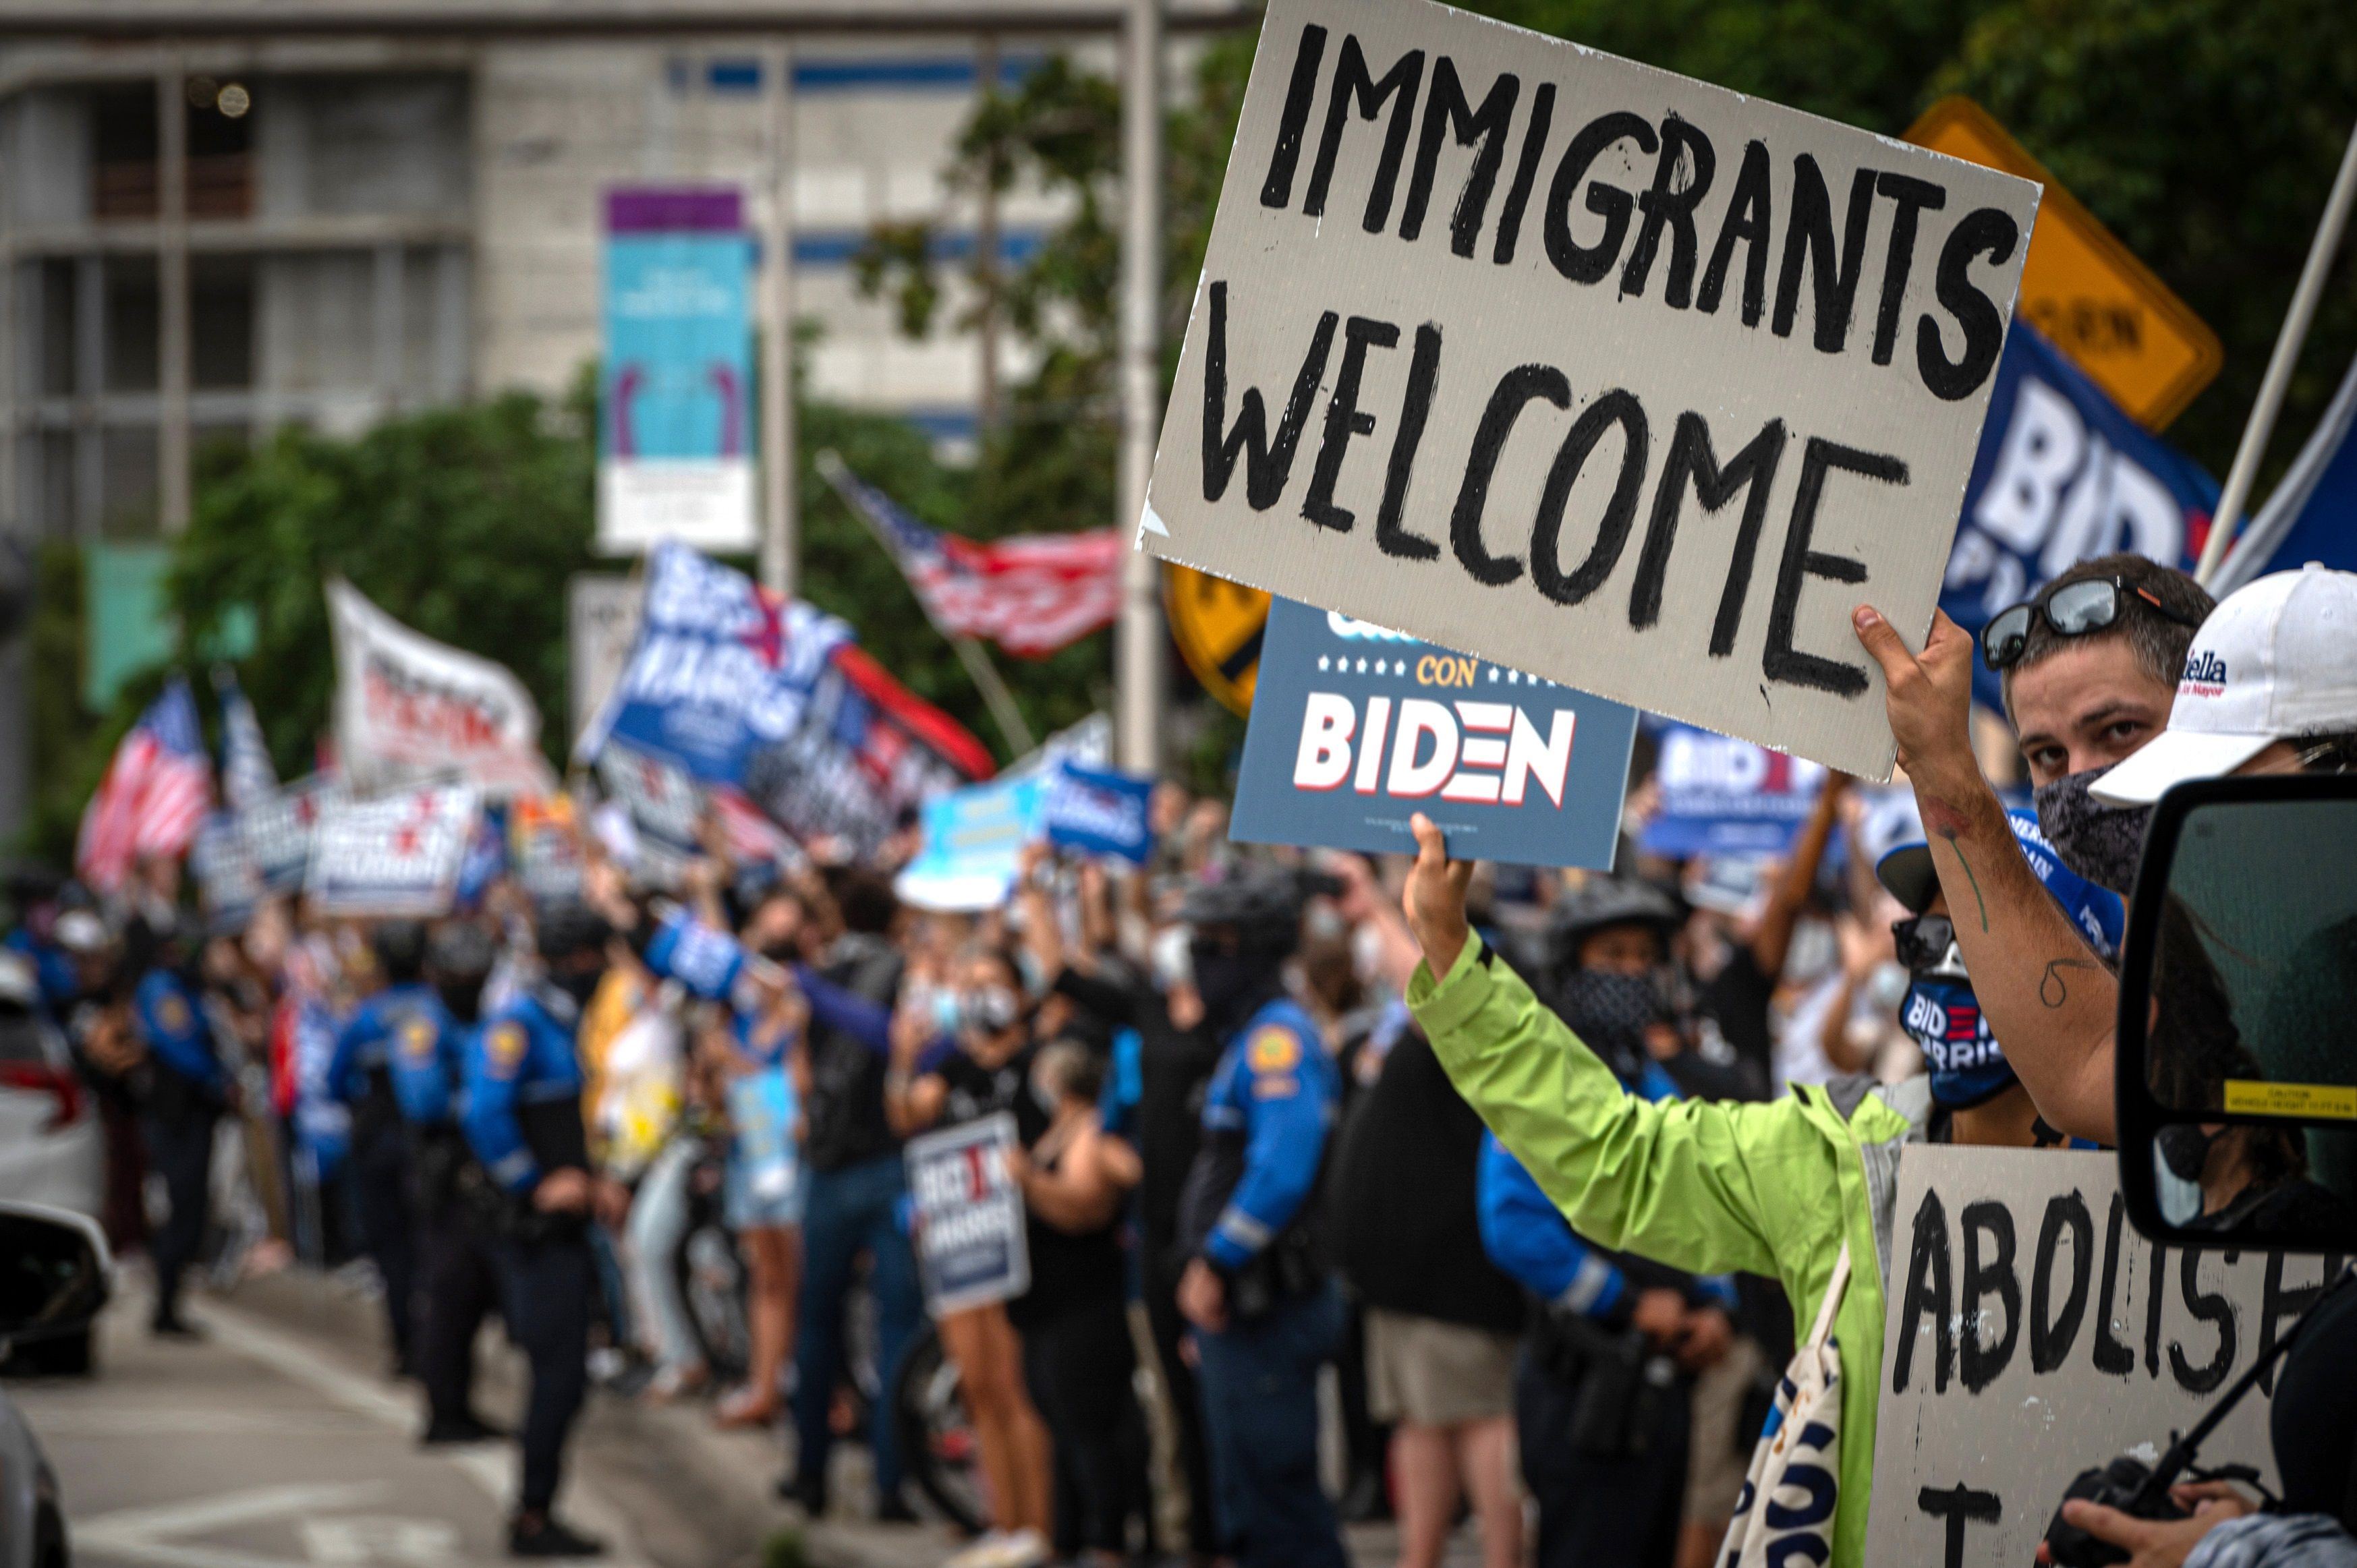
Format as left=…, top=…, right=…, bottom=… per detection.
left=1363, top=1308, right=1518, bottom=1428
left=1686, top=1333, right=1767, bottom=1528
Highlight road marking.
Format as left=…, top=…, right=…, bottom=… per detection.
left=298, top=1516, right=463, bottom=1566
left=186, top=1298, right=650, bottom=1567
left=76, top=1482, right=387, bottom=1568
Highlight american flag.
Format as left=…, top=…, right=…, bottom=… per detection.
left=76, top=676, right=215, bottom=893
left=214, top=665, right=279, bottom=814
left=820, top=455, right=1121, bottom=658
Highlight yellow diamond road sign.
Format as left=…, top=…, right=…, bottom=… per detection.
left=1164, top=562, right=1269, bottom=718
left=1907, top=96, right=2223, bottom=430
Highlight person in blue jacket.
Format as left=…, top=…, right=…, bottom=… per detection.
left=329, top=919, right=433, bottom=1376
left=134, top=917, right=230, bottom=1339
left=461, top=902, right=614, bottom=1559
left=1478, top=879, right=1740, bottom=1568
left=1172, top=867, right=1347, bottom=1568
left=401, top=920, right=505, bottom=1447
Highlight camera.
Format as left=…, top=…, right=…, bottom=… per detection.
left=2040, top=1455, right=2189, bottom=1568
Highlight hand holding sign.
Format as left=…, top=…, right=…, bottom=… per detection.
left=1852, top=604, right=1984, bottom=808
left=1404, top=812, right=1475, bottom=977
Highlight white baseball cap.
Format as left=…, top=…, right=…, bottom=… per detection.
left=2092, top=562, right=2357, bottom=806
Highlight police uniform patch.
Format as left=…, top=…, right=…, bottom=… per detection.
left=155, top=992, right=191, bottom=1034
left=398, top=1016, right=437, bottom=1062
left=1246, top=1025, right=1301, bottom=1075
left=485, top=1022, right=528, bottom=1075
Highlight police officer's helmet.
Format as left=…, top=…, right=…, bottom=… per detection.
left=373, top=919, right=429, bottom=983
left=1544, top=877, right=1683, bottom=981
left=1177, top=865, right=1307, bottom=956
left=536, top=901, right=613, bottom=963
left=426, top=921, right=497, bottom=985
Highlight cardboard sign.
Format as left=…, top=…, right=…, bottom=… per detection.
left=1638, top=720, right=1827, bottom=857
left=1139, top=0, right=2041, bottom=777
left=1906, top=98, right=2221, bottom=430
left=1233, top=596, right=1635, bottom=865
left=306, top=786, right=482, bottom=918
left=1863, top=1148, right=2326, bottom=1568
left=905, top=1111, right=1031, bottom=1318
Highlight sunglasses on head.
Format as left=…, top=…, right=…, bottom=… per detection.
left=1892, top=914, right=1963, bottom=976
left=1980, top=577, right=2205, bottom=672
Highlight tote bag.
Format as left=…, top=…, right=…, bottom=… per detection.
left=1720, top=1242, right=1850, bottom=1567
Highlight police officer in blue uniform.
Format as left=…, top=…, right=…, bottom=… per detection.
left=1481, top=880, right=1740, bottom=1568
left=462, top=902, right=611, bottom=1559
left=134, top=918, right=229, bottom=1339
left=1172, top=869, right=1348, bottom=1568
left=328, top=920, right=433, bottom=1376
left=401, top=921, right=505, bottom=1445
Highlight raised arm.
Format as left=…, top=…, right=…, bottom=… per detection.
left=1854, top=606, right=2119, bottom=1142
left=1754, top=771, right=1850, bottom=980
left=1402, top=815, right=1790, bottom=1282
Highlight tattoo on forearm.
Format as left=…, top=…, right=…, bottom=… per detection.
left=2039, top=958, right=2103, bottom=1009
left=1939, top=828, right=1989, bottom=932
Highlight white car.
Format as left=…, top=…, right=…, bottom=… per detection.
left=0, top=1201, right=113, bottom=1568
left=0, top=955, right=104, bottom=1374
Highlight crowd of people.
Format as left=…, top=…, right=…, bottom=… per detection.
left=5, top=552, right=2356, bottom=1568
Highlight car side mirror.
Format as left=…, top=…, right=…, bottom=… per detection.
left=0, top=1202, right=111, bottom=1352
left=2117, top=775, right=2357, bottom=1251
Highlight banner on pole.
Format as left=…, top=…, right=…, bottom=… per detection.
left=599, top=188, right=756, bottom=556
left=306, top=785, right=482, bottom=918
left=1232, top=597, right=1635, bottom=866
left=1137, top=0, right=2041, bottom=777
left=1864, top=1147, right=2299, bottom=1568
left=906, top=1111, right=1031, bottom=1318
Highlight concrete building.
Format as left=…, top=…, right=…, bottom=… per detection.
left=0, top=3, right=1240, bottom=836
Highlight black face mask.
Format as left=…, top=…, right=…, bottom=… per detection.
left=1556, top=969, right=1666, bottom=1082
left=2034, top=767, right=2154, bottom=896
left=1191, top=941, right=1283, bottom=1039
left=2157, top=1122, right=2222, bottom=1182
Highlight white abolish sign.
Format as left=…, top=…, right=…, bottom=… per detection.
left=1139, top=0, right=2041, bottom=776
left=1864, top=1148, right=2330, bottom=1568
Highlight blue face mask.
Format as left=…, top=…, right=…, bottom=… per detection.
left=1903, top=977, right=2016, bottom=1109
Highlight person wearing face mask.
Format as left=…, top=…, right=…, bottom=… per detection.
left=1396, top=804, right=2126, bottom=1568
left=1860, top=560, right=2357, bottom=1148
left=1852, top=553, right=2211, bottom=1146
left=1170, top=867, right=1348, bottom=1568
left=885, top=944, right=1055, bottom=1568
left=462, top=902, right=621, bottom=1559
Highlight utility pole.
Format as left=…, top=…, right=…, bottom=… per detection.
left=157, top=50, right=192, bottom=533
left=759, top=40, right=798, bottom=598
left=1114, top=0, right=1164, bottom=775
left=974, top=33, right=1001, bottom=434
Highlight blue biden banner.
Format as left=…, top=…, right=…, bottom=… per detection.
left=1232, top=597, right=1637, bottom=868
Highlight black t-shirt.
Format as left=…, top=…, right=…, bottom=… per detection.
left=2272, top=1269, right=2357, bottom=1521
left=802, top=935, right=904, bottom=1174
left=927, top=1041, right=1048, bottom=1142
left=1696, top=945, right=1776, bottom=1101
left=1053, top=964, right=1223, bottom=1260
left=1009, top=1132, right=1129, bottom=1329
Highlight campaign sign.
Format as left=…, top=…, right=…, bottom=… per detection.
left=1639, top=722, right=1828, bottom=857
left=1232, top=597, right=1635, bottom=867
left=905, top=1111, right=1031, bottom=1318
left=241, top=773, right=342, bottom=895
left=190, top=812, right=261, bottom=935
left=306, top=786, right=481, bottom=918
left=1138, top=0, right=2041, bottom=778
left=894, top=775, right=1047, bottom=912
left=1943, top=321, right=2215, bottom=709
left=1864, top=1148, right=2300, bottom=1568
left=599, top=189, right=756, bottom=555
left=594, top=543, right=851, bottom=786
left=1042, top=759, right=1156, bottom=865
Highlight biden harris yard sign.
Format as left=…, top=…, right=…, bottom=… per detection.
left=1137, top=0, right=2041, bottom=778
left=1232, top=597, right=1636, bottom=867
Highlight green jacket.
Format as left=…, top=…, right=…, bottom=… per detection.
left=1409, top=932, right=1931, bottom=1568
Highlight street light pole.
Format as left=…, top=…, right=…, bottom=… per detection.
left=157, top=49, right=191, bottom=534
left=1114, top=0, right=1164, bottom=775
left=760, top=40, right=799, bottom=598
